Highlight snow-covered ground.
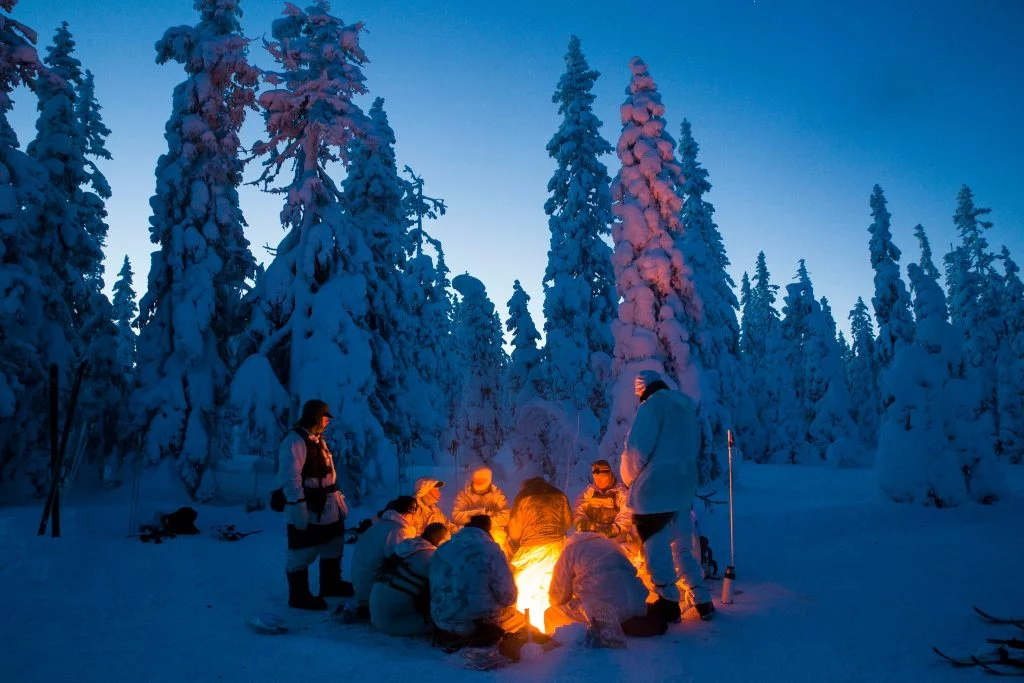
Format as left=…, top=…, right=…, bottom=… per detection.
left=2, top=464, right=1022, bottom=683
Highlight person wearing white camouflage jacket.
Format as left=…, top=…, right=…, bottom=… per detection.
left=410, top=477, right=458, bottom=536
left=350, top=496, right=419, bottom=613
left=279, top=399, right=351, bottom=611
left=429, top=516, right=525, bottom=637
left=370, top=523, right=450, bottom=636
left=621, top=370, right=714, bottom=624
left=451, top=466, right=511, bottom=549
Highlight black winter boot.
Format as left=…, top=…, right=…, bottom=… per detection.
left=695, top=601, right=716, bottom=621
left=646, top=597, right=681, bottom=624
left=287, top=569, right=327, bottom=611
left=318, top=558, right=354, bottom=598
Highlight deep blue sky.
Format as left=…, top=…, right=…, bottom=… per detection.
left=9, top=0, right=1024, bottom=338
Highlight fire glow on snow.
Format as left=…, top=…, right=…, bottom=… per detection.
left=513, top=541, right=563, bottom=632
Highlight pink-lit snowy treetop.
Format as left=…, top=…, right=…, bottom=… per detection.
left=600, top=56, right=703, bottom=463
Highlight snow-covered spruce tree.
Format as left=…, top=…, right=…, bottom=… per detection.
left=676, top=118, right=747, bottom=473
left=233, top=2, right=382, bottom=497
left=339, top=97, right=423, bottom=486
left=111, top=256, right=137, bottom=380
left=847, top=297, right=880, bottom=449
left=541, top=35, right=616, bottom=462
left=599, top=58, right=710, bottom=480
left=913, top=223, right=943, bottom=307
left=134, top=0, right=259, bottom=498
left=22, top=23, right=111, bottom=493
left=868, top=184, right=915, bottom=370
left=877, top=262, right=1002, bottom=505
left=805, top=292, right=858, bottom=467
left=72, top=63, right=124, bottom=484
left=451, top=273, right=506, bottom=467
left=943, top=186, right=1004, bottom=457
left=738, top=251, right=781, bottom=462
left=504, top=279, right=575, bottom=482
left=504, top=280, right=542, bottom=417
left=0, top=0, right=50, bottom=489
left=997, top=247, right=1024, bottom=463
left=401, top=172, right=454, bottom=465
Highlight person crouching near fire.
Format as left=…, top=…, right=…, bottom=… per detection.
left=411, top=477, right=458, bottom=536
left=622, top=370, right=715, bottom=624
left=452, top=465, right=511, bottom=550
left=279, top=399, right=352, bottom=611
left=430, top=515, right=525, bottom=646
left=347, top=495, right=419, bottom=621
left=573, top=459, right=633, bottom=542
left=507, top=477, right=572, bottom=569
left=544, top=530, right=668, bottom=641
left=370, top=522, right=451, bottom=637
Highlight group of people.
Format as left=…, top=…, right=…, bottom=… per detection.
left=277, top=369, right=713, bottom=655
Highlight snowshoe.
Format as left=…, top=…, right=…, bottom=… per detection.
left=461, top=645, right=511, bottom=671
left=246, top=612, right=289, bottom=635
left=584, top=601, right=626, bottom=649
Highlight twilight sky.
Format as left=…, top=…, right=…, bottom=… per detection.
left=9, top=0, right=1024, bottom=339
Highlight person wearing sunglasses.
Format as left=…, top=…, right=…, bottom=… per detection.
left=572, top=460, right=632, bottom=543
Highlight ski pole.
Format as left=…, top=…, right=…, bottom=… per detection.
left=721, top=429, right=736, bottom=604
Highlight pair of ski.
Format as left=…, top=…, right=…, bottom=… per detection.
left=933, top=607, right=1024, bottom=677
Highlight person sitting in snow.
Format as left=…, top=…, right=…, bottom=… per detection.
left=279, top=399, right=352, bottom=611
left=451, top=465, right=511, bottom=549
left=348, top=495, right=419, bottom=620
left=573, top=459, right=633, bottom=542
left=411, top=477, right=458, bottom=536
left=370, top=522, right=451, bottom=637
left=622, top=370, right=714, bottom=624
left=429, top=515, right=529, bottom=646
left=544, top=531, right=667, bottom=639
left=507, top=477, right=572, bottom=559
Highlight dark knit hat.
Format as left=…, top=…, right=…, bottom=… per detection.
left=300, top=399, right=334, bottom=422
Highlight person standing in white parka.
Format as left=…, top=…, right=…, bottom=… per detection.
left=620, top=370, right=714, bottom=624
left=279, top=399, right=352, bottom=611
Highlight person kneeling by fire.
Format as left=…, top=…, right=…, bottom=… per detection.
left=430, top=515, right=551, bottom=660
left=544, top=530, right=668, bottom=642
left=370, top=522, right=451, bottom=637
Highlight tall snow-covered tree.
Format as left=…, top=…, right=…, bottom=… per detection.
left=451, top=273, right=506, bottom=467
left=541, top=35, right=616, bottom=460
left=912, top=223, right=942, bottom=301
left=600, top=58, right=709, bottom=480
left=339, top=97, right=421, bottom=487
left=878, top=262, right=1002, bottom=506
left=676, top=118, right=746, bottom=479
left=504, top=279, right=578, bottom=483
left=134, top=0, right=259, bottom=498
left=867, top=184, right=915, bottom=370
left=805, top=293, right=858, bottom=467
left=943, top=185, right=1003, bottom=458
left=847, top=297, right=879, bottom=449
left=111, top=255, right=137, bottom=380
left=997, top=247, right=1024, bottom=463
left=0, top=0, right=50, bottom=489
left=505, top=280, right=542, bottom=415
left=402, top=168, right=453, bottom=465
left=738, top=251, right=782, bottom=462
left=71, top=62, right=123, bottom=484
left=233, top=2, right=379, bottom=497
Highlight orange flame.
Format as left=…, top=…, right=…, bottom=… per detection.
left=512, top=541, right=564, bottom=633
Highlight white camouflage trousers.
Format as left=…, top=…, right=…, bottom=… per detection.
left=642, top=512, right=710, bottom=605
left=286, top=535, right=344, bottom=573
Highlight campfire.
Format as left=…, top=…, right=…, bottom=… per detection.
left=512, top=541, right=564, bottom=633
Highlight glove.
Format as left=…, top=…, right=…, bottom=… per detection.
left=285, top=500, right=310, bottom=530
